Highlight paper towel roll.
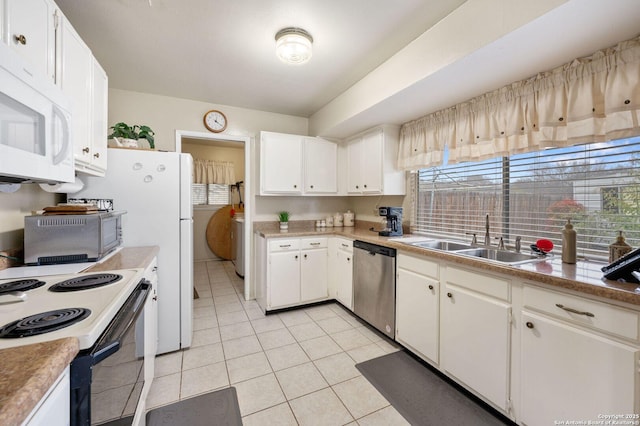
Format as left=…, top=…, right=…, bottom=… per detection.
left=39, top=177, right=85, bottom=194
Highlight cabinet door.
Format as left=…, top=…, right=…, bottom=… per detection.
left=260, top=132, right=303, bottom=194
left=361, top=130, right=383, bottom=193
left=396, top=268, right=439, bottom=364
left=269, top=251, right=301, bottom=308
left=301, top=248, right=328, bottom=302
left=335, top=249, right=353, bottom=309
left=441, top=284, right=510, bottom=411
left=89, top=58, right=108, bottom=172
left=346, top=138, right=364, bottom=194
left=59, top=19, right=92, bottom=166
left=6, top=0, right=55, bottom=81
left=521, top=312, right=639, bottom=425
left=304, top=137, right=337, bottom=193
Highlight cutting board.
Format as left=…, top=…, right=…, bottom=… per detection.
left=206, top=205, right=243, bottom=260
left=43, top=204, right=98, bottom=215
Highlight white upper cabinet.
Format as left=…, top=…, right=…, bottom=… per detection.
left=58, top=12, right=108, bottom=176
left=3, top=0, right=56, bottom=82
left=260, top=131, right=303, bottom=194
left=259, top=131, right=338, bottom=195
left=345, top=125, right=405, bottom=195
left=304, top=137, right=337, bottom=194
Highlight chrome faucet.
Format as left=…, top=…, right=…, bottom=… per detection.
left=495, top=236, right=505, bottom=250
left=515, top=236, right=522, bottom=252
left=465, top=232, right=477, bottom=245
left=484, top=214, right=490, bottom=246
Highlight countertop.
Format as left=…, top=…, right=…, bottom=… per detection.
left=0, top=337, right=79, bottom=426
left=0, top=246, right=159, bottom=426
left=255, top=221, right=640, bottom=307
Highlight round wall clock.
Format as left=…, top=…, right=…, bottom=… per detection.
left=203, top=110, right=227, bottom=133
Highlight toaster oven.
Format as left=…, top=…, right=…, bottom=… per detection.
left=24, top=211, right=125, bottom=265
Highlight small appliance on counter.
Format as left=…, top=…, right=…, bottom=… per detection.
left=378, top=207, right=403, bottom=236
left=24, top=210, right=125, bottom=265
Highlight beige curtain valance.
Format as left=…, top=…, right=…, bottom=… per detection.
left=398, top=36, right=640, bottom=170
left=193, top=159, right=236, bottom=185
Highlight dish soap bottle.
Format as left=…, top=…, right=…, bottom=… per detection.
left=561, top=219, right=577, bottom=264
left=609, top=230, right=632, bottom=263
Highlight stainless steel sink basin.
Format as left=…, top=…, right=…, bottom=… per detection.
left=455, top=248, right=540, bottom=265
left=411, top=240, right=473, bottom=251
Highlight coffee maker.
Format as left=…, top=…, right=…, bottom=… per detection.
left=378, top=207, right=403, bottom=236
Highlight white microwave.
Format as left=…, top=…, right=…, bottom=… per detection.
left=0, top=42, right=74, bottom=184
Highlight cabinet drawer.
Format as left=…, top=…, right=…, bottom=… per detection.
left=523, top=285, right=639, bottom=341
left=445, top=266, right=509, bottom=301
left=335, top=238, right=353, bottom=253
left=300, top=237, right=327, bottom=250
left=397, top=253, right=438, bottom=279
left=268, top=239, right=300, bottom=252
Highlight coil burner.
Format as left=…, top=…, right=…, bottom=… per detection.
left=0, top=308, right=91, bottom=338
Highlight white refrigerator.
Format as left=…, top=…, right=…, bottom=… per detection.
left=75, top=148, right=193, bottom=354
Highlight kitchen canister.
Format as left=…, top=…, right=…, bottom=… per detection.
left=609, top=230, right=632, bottom=263
left=326, top=215, right=334, bottom=227
left=344, top=210, right=355, bottom=227
left=334, top=212, right=344, bottom=227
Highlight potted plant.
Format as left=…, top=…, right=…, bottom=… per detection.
left=277, top=211, right=290, bottom=231
left=108, top=122, right=155, bottom=149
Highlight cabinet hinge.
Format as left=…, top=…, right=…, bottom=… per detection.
left=508, top=310, right=513, bottom=326
left=506, top=398, right=513, bottom=414
left=53, top=9, right=60, bottom=30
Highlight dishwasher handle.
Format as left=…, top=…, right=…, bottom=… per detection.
left=353, top=240, right=396, bottom=257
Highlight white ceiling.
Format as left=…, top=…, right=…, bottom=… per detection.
left=54, top=0, right=466, bottom=117
left=54, top=0, right=640, bottom=139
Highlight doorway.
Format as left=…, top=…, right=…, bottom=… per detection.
left=175, top=130, right=251, bottom=301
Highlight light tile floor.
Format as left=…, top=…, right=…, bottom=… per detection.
left=146, top=260, right=410, bottom=425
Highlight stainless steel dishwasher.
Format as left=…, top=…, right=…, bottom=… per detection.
left=353, top=240, right=396, bottom=339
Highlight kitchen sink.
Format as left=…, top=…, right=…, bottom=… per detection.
left=411, top=240, right=473, bottom=251
left=454, top=248, right=540, bottom=265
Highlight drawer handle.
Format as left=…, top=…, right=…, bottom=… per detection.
left=82, top=147, right=90, bottom=154
left=295, top=255, right=298, bottom=259
left=341, top=243, right=349, bottom=248
left=428, top=285, right=434, bottom=290
left=555, top=304, right=595, bottom=318
left=347, top=257, right=350, bottom=262
left=310, top=242, right=320, bottom=246
left=304, top=254, right=308, bottom=259
left=526, top=321, right=534, bottom=329
left=279, top=244, right=291, bottom=248
left=447, top=292, right=452, bottom=298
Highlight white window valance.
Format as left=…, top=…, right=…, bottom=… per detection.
left=193, top=159, right=236, bottom=185
left=398, top=36, right=640, bottom=170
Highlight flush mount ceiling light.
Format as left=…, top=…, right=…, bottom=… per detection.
left=275, top=27, right=313, bottom=65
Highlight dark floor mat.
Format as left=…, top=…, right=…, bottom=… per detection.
left=356, top=350, right=514, bottom=426
left=146, top=387, right=241, bottom=426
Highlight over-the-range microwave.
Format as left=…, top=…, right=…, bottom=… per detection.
left=0, top=41, right=74, bottom=184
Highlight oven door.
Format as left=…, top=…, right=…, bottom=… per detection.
left=70, top=280, right=151, bottom=426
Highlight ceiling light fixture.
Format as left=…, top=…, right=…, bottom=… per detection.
left=275, top=27, right=313, bottom=65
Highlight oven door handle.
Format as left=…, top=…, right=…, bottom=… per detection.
left=90, top=280, right=151, bottom=364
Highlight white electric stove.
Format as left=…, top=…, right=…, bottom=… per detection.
left=0, top=268, right=144, bottom=350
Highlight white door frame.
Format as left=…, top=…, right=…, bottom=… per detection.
left=175, top=130, right=252, bottom=301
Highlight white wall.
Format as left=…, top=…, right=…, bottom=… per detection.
left=108, top=89, right=308, bottom=152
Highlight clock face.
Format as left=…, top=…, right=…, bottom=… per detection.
left=204, top=110, right=227, bottom=133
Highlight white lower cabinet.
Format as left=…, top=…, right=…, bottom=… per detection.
left=519, top=284, right=640, bottom=425
left=267, top=237, right=328, bottom=310
left=440, top=267, right=511, bottom=412
left=333, top=238, right=354, bottom=310
left=395, top=254, right=439, bottom=364
left=24, top=366, right=70, bottom=426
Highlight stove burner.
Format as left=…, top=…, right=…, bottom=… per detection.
left=49, top=273, right=123, bottom=292
left=0, top=308, right=91, bottom=338
left=0, top=279, right=46, bottom=295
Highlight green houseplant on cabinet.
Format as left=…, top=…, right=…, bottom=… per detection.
left=278, top=211, right=290, bottom=231
left=108, top=122, right=155, bottom=149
